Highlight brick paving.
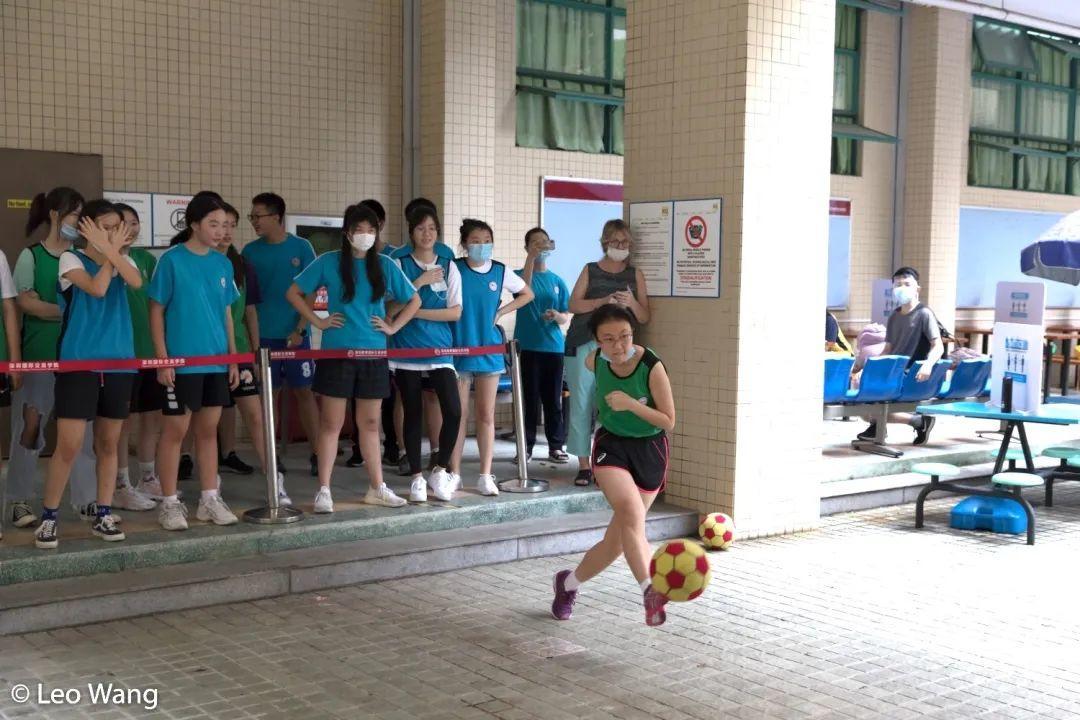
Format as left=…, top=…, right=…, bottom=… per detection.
left=2, top=485, right=1080, bottom=719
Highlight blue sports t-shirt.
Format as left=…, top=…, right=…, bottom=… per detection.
left=294, top=251, right=416, bottom=351
left=513, top=267, right=569, bottom=354
left=391, top=242, right=455, bottom=262
left=149, top=244, right=240, bottom=374
left=57, top=250, right=135, bottom=373
left=242, top=233, right=316, bottom=340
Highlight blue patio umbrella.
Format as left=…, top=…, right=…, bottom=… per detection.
left=1021, top=209, right=1080, bottom=286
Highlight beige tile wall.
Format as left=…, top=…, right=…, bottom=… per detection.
left=830, top=8, right=899, bottom=327
left=0, top=0, right=403, bottom=244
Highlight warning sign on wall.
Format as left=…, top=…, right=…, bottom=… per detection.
left=152, top=193, right=193, bottom=247
left=671, top=198, right=721, bottom=298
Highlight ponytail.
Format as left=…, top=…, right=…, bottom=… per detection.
left=25, top=186, right=84, bottom=238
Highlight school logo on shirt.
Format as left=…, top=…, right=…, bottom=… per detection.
left=292, top=257, right=301, bottom=267
left=638, top=396, right=648, bottom=405
left=220, top=277, right=226, bottom=288
left=488, top=281, right=497, bottom=292
left=554, top=286, right=560, bottom=295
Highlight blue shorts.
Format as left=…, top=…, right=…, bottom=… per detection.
left=262, top=337, right=315, bottom=390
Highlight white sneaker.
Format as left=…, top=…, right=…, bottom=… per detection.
left=277, top=473, right=292, bottom=506
left=364, top=484, right=407, bottom=508
left=428, top=467, right=453, bottom=502
left=196, top=495, right=239, bottom=525
left=159, top=501, right=189, bottom=531
left=448, top=473, right=462, bottom=493
left=139, top=476, right=182, bottom=501
left=112, top=485, right=157, bottom=511
left=313, top=486, right=334, bottom=513
left=409, top=476, right=428, bottom=503
left=477, top=474, right=499, bottom=496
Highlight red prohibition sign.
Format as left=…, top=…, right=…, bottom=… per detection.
left=685, top=215, right=707, bottom=248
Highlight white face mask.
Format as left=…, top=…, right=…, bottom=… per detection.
left=606, top=247, right=630, bottom=262
left=350, top=233, right=376, bottom=253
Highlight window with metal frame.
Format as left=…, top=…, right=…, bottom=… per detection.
left=969, top=18, right=1080, bottom=195
left=516, top=0, right=625, bottom=155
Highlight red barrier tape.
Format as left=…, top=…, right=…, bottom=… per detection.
left=0, top=345, right=506, bottom=374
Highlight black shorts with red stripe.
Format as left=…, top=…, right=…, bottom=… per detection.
left=590, top=429, right=669, bottom=493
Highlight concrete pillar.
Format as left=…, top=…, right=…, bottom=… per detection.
left=900, top=7, right=970, bottom=329
left=623, top=0, right=835, bottom=537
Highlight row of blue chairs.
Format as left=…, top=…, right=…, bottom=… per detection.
left=824, top=356, right=992, bottom=457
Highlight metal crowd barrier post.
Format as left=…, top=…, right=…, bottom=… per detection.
left=244, top=348, right=304, bottom=524
left=498, top=339, right=549, bottom=494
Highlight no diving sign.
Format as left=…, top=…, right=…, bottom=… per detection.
left=685, top=215, right=707, bottom=248
left=672, top=199, right=721, bottom=297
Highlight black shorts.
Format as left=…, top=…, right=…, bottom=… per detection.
left=313, top=358, right=390, bottom=400
left=130, top=369, right=164, bottom=414
left=55, top=372, right=135, bottom=421
left=227, top=364, right=260, bottom=405
left=0, top=374, right=9, bottom=408
left=163, top=372, right=231, bottom=415
left=591, top=429, right=669, bottom=494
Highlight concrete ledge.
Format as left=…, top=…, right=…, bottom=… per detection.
left=0, top=504, right=698, bottom=635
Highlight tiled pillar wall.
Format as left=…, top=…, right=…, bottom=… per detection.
left=900, top=6, right=970, bottom=329
left=624, top=0, right=834, bottom=537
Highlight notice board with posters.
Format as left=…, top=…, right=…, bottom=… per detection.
left=827, top=198, right=852, bottom=309
left=539, top=177, right=624, bottom=293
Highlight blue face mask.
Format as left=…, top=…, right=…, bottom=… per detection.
left=468, top=243, right=493, bottom=262
left=538, top=250, right=553, bottom=262
left=59, top=223, right=79, bottom=242
left=600, top=346, right=636, bottom=363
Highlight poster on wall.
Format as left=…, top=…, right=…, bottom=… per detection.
left=870, top=278, right=897, bottom=326
left=627, top=201, right=673, bottom=297
left=539, top=177, right=623, bottom=293
left=104, top=191, right=152, bottom=246
left=671, top=198, right=722, bottom=298
left=152, top=193, right=193, bottom=247
left=989, top=322, right=1044, bottom=412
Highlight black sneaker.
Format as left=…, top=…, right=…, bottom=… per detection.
left=77, top=503, right=123, bottom=524
left=574, top=469, right=593, bottom=487
left=346, top=448, right=365, bottom=468
left=277, top=455, right=287, bottom=474
left=309, top=453, right=319, bottom=477
left=913, top=416, right=936, bottom=446
left=219, top=451, right=254, bottom=475
left=91, top=514, right=126, bottom=542
left=35, top=519, right=58, bottom=549
left=11, top=501, right=37, bottom=528
left=397, top=453, right=411, bottom=476
left=856, top=423, right=878, bottom=441
left=179, top=454, right=194, bottom=481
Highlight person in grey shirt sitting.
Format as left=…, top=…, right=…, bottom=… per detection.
left=855, top=266, right=944, bottom=445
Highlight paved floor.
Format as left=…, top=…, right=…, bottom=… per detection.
left=2, top=486, right=1080, bottom=719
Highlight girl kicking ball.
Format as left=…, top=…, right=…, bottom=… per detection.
left=550, top=304, right=676, bottom=626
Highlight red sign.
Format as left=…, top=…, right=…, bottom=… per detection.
left=543, top=179, right=623, bottom=203
left=314, top=286, right=328, bottom=311
left=829, top=199, right=851, bottom=217
left=684, top=215, right=707, bottom=248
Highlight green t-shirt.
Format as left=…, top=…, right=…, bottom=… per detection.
left=15, top=243, right=64, bottom=361
left=126, top=248, right=157, bottom=359
left=227, top=258, right=260, bottom=354
left=594, top=347, right=664, bottom=438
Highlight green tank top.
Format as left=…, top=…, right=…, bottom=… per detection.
left=22, top=243, right=63, bottom=361
left=594, top=347, right=663, bottom=438
left=126, top=248, right=157, bottom=359
left=231, top=281, right=250, bottom=354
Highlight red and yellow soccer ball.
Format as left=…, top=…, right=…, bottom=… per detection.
left=699, top=512, right=735, bottom=550
left=649, top=540, right=711, bottom=602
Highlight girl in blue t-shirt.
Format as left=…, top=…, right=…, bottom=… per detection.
left=35, top=200, right=143, bottom=550
left=286, top=203, right=420, bottom=512
left=390, top=206, right=462, bottom=504
left=150, top=193, right=243, bottom=532
left=448, top=219, right=533, bottom=496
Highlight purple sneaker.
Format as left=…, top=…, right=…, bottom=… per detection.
left=551, top=570, right=578, bottom=620
left=643, top=586, right=668, bottom=627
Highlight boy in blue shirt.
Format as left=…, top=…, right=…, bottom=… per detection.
left=243, top=192, right=320, bottom=476
left=515, top=228, right=570, bottom=464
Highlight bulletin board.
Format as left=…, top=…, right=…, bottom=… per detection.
left=539, top=177, right=623, bottom=289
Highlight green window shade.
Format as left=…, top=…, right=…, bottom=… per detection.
left=970, top=76, right=1016, bottom=132
left=974, top=20, right=1039, bottom=73
left=831, top=4, right=861, bottom=176
left=515, top=0, right=624, bottom=155
left=834, top=54, right=857, bottom=113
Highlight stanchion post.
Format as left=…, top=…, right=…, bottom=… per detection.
left=498, top=339, right=549, bottom=494
left=244, top=348, right=304, bottom=524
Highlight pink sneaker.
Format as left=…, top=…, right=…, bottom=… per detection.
left=551, top=570, right=578, bottom=620
left=643, top=586, right=668, bottom=627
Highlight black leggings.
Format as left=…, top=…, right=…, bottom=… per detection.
left=396, top=367, right=461, bottom=475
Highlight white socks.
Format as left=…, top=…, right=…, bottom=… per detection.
left=200, top=489, right=219, bottom=502
left=163, top=494, right=179, bottom=506
left=117, top=467, right=130, bottom=488
left=564, top=571, right=582, bottom=591
left=639, top=578, right=651, bottom=592
left=139, top=461, right=155, bottom=479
